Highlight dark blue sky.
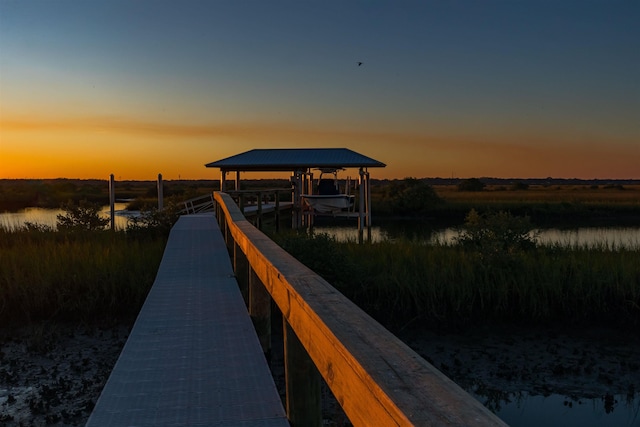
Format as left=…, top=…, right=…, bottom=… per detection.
left=1, top=0, right=638, bottom=179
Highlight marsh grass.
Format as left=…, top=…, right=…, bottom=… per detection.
left=0, top=226, right=166, bottom=325
left=272, top=232, right=640, bottom=331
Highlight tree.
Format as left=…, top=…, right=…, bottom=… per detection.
left=457, top=178, right=485, bottom=192
left=380, top=178, right=443, bottom=215
left=511, top=182, right=529, bottom=191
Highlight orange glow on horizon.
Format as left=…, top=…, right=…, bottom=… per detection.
left=1, top=114, right=639, bottom=180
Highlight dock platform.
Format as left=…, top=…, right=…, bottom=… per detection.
left=86, top=214, right=288, bottom=426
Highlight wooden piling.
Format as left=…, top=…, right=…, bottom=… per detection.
left=109, top=174, right=115, bottom=231
left=157, top=173, right=164, bottom=210
left=284, top=320, right=322, bottom=427
left=233, top=241, right=249, bottom=305
left=249, top=267, right=271, bottom=356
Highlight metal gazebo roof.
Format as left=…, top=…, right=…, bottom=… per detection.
left=205, top=148, right=386, bottom=172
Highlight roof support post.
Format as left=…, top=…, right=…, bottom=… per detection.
left=356, top=168, right=372, bottom=243
left=220, top=170, right=227, bottom=191
left=291, top=170, right=303, bottom=229
left=364, top=168, right=371, bottom=241
left=358, top=168, right=365, bottom=244
left=235, top=171, right=241, bottom=191
left=302, top=170, right=313, bottom=228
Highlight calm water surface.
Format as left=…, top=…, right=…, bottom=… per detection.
left=0, top=204, right=132, bottom=230
left=484, top=392, right=639, bottom=427
left=311, top=223, right=640, bottom=249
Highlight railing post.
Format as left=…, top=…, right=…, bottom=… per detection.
left=223, top=217, right=233, bottom=254
left=257, top=192, right=263, bottom=230
left=274, top=190, right=281, bottom=232
left=215, top=193, right=221, bottom=224
left=284, top=320, right=322, bottom=427
left=234, top=242, right=249, bottom=305
left=249, top=267, right=271, bottom=358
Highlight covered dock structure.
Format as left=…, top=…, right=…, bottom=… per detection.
left=205, top=148, right=386, bottom=237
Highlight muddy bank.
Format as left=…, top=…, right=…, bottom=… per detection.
left=1, top=323, right=639, bottom=426
left=0, top=324, right=129, bottom=427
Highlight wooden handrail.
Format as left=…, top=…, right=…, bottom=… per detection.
left=214, top=191, right=507, bottom=427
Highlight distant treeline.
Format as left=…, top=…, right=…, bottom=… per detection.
left=375, top=177, right=640, bottom=186
left=2, top=178, right=639, bottom=224
left=0, top=179, right=216, bottom=211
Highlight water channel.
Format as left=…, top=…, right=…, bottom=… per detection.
left=2, top=208, right=639, bottom=426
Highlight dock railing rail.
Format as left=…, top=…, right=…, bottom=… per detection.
left=213, top=191, right=507, bottom=427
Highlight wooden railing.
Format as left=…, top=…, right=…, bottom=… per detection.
left=225, top=188, right=292, bottom=230
left=225, top=188, right=291, bottom=210
left=181, top=193, right=215, bottom=214
left=214, top=191, right=507, bottom=427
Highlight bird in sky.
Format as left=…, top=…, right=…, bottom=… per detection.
left=357, top=62, right=362, bottom=66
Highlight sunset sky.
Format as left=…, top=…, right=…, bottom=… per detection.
left=1, top=0, right=638, bottom=180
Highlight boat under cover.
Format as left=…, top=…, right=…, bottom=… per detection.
left=302, top=194, right=355, bottom=214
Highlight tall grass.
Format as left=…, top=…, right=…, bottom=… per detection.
left=272, top=232, right=640, bottom=331
left=0, top=226, right=166, bottom=325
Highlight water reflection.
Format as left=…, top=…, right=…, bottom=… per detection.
left=309, top=223, right=640, bottom=249
left=534, top=228, right=640, bottom=249
left=0, top=204, right=131, bottom=230
left=470, top=390, right=640, bottom=427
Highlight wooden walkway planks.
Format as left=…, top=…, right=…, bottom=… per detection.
left=86, top=214, right=288, bottom=427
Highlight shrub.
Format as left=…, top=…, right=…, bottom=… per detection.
left=454, top=209, right=538, bottom=254
left=126, top=199, right=182, bottom=238
left=56, top=200, right=110, bottom=231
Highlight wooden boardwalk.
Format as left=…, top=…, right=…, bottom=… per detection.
left=86, top=214, right=288, bottom=426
